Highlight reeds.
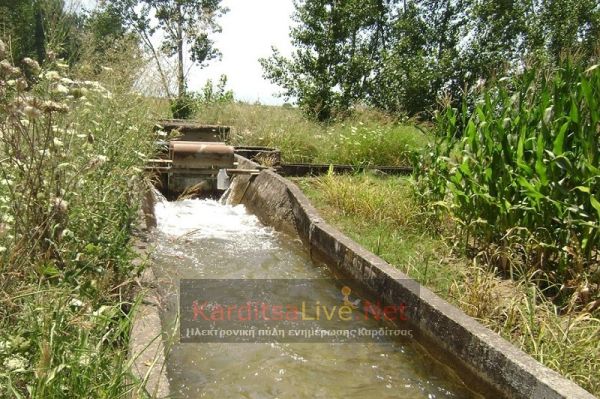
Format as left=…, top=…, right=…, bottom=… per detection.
left=0, top=40, right=160, bottom=397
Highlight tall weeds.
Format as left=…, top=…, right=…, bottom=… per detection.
left=194, top=102, right=428, bottom=166
left=0, top=40, right=159, bottom=397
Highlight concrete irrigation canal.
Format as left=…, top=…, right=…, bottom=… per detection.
left=151, top=197, right=477, bottom=398
left=130, top=122, right=595, bottom=399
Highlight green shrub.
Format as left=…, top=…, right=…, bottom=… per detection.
left=199, top=74, right=234, bottom=105
left=414, top=61, right=600, bottom=282
left=171, top=94, right=195, bottom=119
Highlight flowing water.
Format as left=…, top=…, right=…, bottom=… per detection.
left=152, top=198, right=481, bottom=398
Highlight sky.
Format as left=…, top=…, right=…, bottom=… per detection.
left=186, top=0, right=295, bottom=105
left=78, top=0, right=295, bottom=104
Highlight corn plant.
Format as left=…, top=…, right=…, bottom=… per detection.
left=414, top=61, right=600, bottom=281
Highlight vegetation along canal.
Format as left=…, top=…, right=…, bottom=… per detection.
left=151, top=197, right=482, bottom=398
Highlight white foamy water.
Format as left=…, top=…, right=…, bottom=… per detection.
left=151, top=197, right=481, bottom=399
left=154, top=199, right=274, bottom=241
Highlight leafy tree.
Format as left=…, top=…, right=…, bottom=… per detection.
left=540, top=0, right=600, bottom=62
left=368, top=2, right=437, bottom=115
left=0, top=1, right=41, bottom=63
left=261, top=0, right=396, bottom=121
left=0, top=0, right=83, bottom=66
left=106, top=0, right=227, bottom=110
left=418, top=0, right=468, bottom=103
left=85, top=6, right=129, bottom=54
left=43, top=0, right=85, bottom=63
left=264, top=0, right=599, bottom=121
left=462, top=0, right=542, bottom=81
left=262, top=0, right=468, bottom=119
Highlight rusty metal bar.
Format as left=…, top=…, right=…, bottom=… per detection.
left=170, top=141, right=235, bottom=169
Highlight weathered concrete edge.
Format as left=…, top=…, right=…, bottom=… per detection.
left=233, top=155, right=595, bottom=399
left=128, top=189, right=170, bottom=399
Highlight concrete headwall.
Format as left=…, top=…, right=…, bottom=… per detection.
left=231, top=155, right=595, bottom=399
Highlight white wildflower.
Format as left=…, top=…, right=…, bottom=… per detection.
left=3, top=355, right=28, bottom=372
left=89, top=155, right=108, bottom=169
left=0, top=246, right=6, bottom=253
left=44, top=70, right=60, bottom=81
left=53, top=138, right=64, bottom=147
left=69, top=298, right=84, bottom=308
left=52, top=197, right=68, bottom=214
left=15, top=78, right=27, bottom=91
left=0, top=60, right=20, bottom=76
left=23, top=57, right=40, bottom=73
left=53, top=84, right=69, bottom=94
left=79, top=353, right=91, bottom=366
left=22, top=57, right=41, bottom=74
left=92, top=305, right=110, bottom=317
left=474, top=78, right=486, bottom=91
left=41, top=100, right=69, bottom=113
left=59, top=228, right=73, bottom=240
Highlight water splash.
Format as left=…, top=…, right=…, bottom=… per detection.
left=151, top=194, right=479, bottom=399
left=154, top=198, right=273, bottom=241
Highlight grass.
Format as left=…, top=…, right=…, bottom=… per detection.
left=297, top=173, right=600, bottom=395
left=295, top=174, right=462, bottom=292
left=194, top=102, right=429, bottom=166
left=0, top=42, right=165, bottom=397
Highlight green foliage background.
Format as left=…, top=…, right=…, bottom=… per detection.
left=262, top=0, right=600, bottom=121
left=413, top=61, right=600, bottom=283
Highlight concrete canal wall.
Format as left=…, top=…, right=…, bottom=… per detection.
left=230, top=155, right=594, bottom=399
